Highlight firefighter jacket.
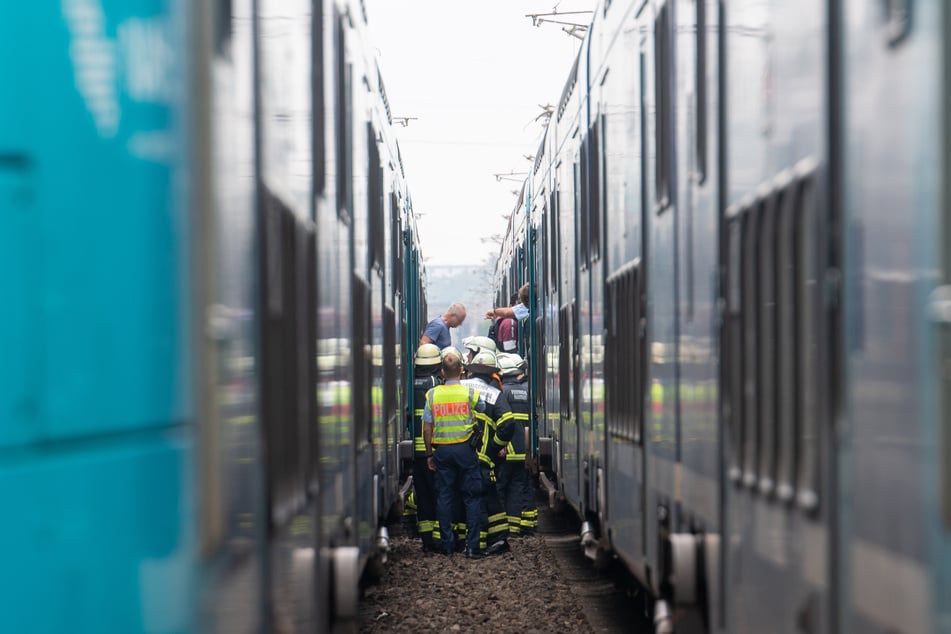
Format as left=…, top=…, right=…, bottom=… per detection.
left=501, top=376, right=530, bottom=461
left=461, top=375, right=515, bottom=464
left=411, top=372, right=441, bottom=455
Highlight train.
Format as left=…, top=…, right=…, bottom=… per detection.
left=495, top=0, right=951, bottom=632
left=0, top=0, right=426, bottom=632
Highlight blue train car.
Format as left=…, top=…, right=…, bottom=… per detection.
left=0, top=1, right=195, bottom=631
left=500, top=0, right=951, bottom=631
left=0, top=1, right=425, bottom=632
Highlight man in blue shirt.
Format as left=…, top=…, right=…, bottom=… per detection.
left=420, top=303, right=467, bottom=350
left=484, top=283, right=530, bottom=322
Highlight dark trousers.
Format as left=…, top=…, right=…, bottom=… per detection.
left=433, top=442, right=482, bottom=554
left=495, top=461, right=524, bottom=534
left=412, top=455, right=437, bottom=548
left=481, top=465, right=509, bottom=548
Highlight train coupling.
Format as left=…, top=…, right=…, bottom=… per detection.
left=538, top=471, right=560, bottom=510
left=653, top=599, right=673, bottom=634
left=667, top=532, right=718, bottom=607
left=580, top=520, right=598, bottom=559
left=375, top=526, right=391, bottom=564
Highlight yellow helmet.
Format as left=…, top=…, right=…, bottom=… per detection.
left=414, top=343, right=442, bottom=366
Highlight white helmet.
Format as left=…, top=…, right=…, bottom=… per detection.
left=415, top=343, right=442, bottom=366
left=468, top=349, right=499, bottom=374
left=497, top=353, right=525, bottom=377
left=464, top=335, right=497, bottom=355
left=440, top=346, right=464, bottom=363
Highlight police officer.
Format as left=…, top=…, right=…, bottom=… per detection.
left=410, top=343, right=443, bottom=552
left=462, top=350, right=516, bottom=556
left=423, top=348, right=486, bottom=558
left=497, top=353, right=537, bottom=536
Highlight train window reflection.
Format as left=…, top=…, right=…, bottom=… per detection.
left=742, top=200, right=760, bottom=489
left=776, top=172, right=800, bottom=503
left=796, top=171, right=820, bottom=513
left=758, top=190, right=781, bottom=496
left=726, top=216, right=743, bottom=482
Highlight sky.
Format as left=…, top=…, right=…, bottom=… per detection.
left=362, top=1, right=594, bottom=268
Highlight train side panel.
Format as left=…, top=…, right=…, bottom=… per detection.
left=840, top=1, right=945, bottom=631
left=723, top=0, right=835, bottom=631
left=0, top=1, right=195, bottom=631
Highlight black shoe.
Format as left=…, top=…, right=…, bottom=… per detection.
left=485, top=540, right=511, bottom=556
left=465, top=548, right=487, bottom=560
left=454, top=540, right=466, bottom=553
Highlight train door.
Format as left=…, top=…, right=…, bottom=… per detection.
left=542, top=179, right=562, bottom=478
left=576, top=115, right=598, bottom=518
left=644, top=0, right=679, bottom=595
left=584, top=110, right=607, bottom=523
left=668, top=0, right=722, bottom=628
left=559, top=137, right=583, bottom=512
left=940, top=0, right=951, bottom=624
left=530, top=195, right=545, bottom=465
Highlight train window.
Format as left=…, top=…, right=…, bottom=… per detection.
left=726, top=215, right=743, bottom=482
left=605, top=261, right=642, bottom=442
left=559, top=304, right=572, bottom=420
left=578, top=144, right=589, bottom=268
left=589, top=117, right=603, bottom=262
left=640, top=48, right=648, bottom=225
left=260, top=192, right=316, bottom=526
left=549, top=188, right=560, bottom=289
left=313, top=0, right=325, bottom=198
left=695, top=0, right=707, bottom=184
left=334, top=14, right=351, bottom=223
left=368, top=124, right=384, bottom=274
left=352, top=274, right=372, bottom=447
left=390, top=193, right=402, bottom=290
left=796, top=171, right=820, bottom=513
left=654, top=2, right=672, bottom=210
left=776, top=175, right=801, bottom=503
left=757, top=190, right=781, bottom=495
left=383, top=305, right=396, bottom=437
left=535, top=316, right=546, bottom=409
left=741, top=202, right=760, bottom=489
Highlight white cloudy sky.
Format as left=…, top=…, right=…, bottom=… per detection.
left=362, top=0, right=594, bottom=267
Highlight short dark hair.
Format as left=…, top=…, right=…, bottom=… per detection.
left=442, top=355, right=463, bottom=378
left=518, top=283, right=530, bottom=307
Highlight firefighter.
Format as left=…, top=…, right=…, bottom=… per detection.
left=497, top=353, right=537, bottom=536
left=423, top=348, right=486, bottom=558
left=410, top=343, right=443, bottom=552
left=462, top=336, right=500, bottom=384
left=462, top=350, right=516, bottom=556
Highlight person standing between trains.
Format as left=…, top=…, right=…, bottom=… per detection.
left=420, top=303, right=467, bottom=350
left=485, top=283, right=530, bottom=355
left=491, top=292, right=520, bottom=353
left=409, top=343, right=444, bottom=553
left=497, top=353, right=537, bottom=536
left=423, top=348, right=485, bottom=557
left=462, top=350, right=516, bottom=556
left=462, top=335, right=498, bottom=379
